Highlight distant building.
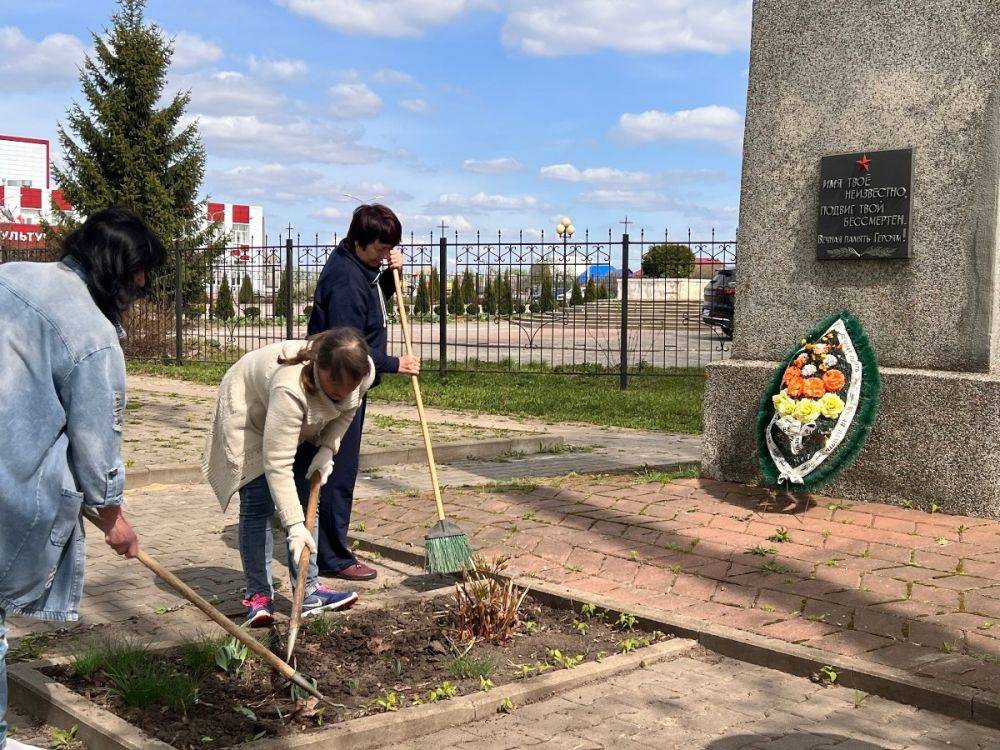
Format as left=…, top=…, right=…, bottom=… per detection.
left=0, top=134, right=72, bottom=246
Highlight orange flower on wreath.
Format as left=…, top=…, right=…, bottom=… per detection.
left=782, top=366, right=802, bottom=384
left=794, top=354, right=808, bottom=367
left=823, top=369, right=846, bottom=392
left=785, top=375, right=805, bottom=398
left=802, top=377, right=826, bottom=399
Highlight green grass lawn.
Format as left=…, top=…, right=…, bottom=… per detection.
left=127, top=359, right=705, bottom=433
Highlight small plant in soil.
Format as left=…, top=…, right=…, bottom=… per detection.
left=48, top=724, right=79, bottom=750
left=306, top=615, right=339, bottom=637
left=615, top=612, right=638, bottom=631
left=70, top=634, right=149, bottom=680
left=746, top=545, right=778, bottom=556
left=366, top=690, right=402, bottom=713
left=547, top=649, right=583, bottom=669
left=498, top=697, right=515, bottom=713
left=180, top=635, right=224, bottom=681
left=214, top=637, right=250, bottom=675
left=454, top=555, right=529, bottom=642
left=447, top=654, right=495, bottom=680
left=427, top=681, right=458, bottom=703
left=479, top=676, right=494, bottom=691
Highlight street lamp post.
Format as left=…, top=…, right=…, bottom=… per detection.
left=555, top=216, right=574, bottom=302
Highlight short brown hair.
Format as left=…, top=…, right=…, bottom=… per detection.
left=278, top=327, right=371, bottom=395
left=346, top=204, right=402, bottom=250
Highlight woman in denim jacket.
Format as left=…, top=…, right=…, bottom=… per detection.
left=0, top=207, right=165, bottom=750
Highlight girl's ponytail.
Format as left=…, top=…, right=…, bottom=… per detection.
left=278, top=327, right=371, bottom=394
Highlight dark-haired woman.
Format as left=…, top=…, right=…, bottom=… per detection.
left=0, top=206, right=165, bottom=750
left=306, top=204, right=420, bottom=582
left=202, top=328, right=375, bottom=627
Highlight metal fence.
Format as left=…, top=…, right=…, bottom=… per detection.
left=0, top=228, right=736, bottom=386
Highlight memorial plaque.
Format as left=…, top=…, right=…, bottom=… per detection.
left=816, top=148, right=912, bottom=259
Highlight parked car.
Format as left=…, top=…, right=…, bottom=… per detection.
left=702, top=268, right=736, bottom=338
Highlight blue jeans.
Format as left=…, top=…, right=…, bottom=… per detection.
left=1, top=609, right=7, bottom=750
left=307, top=398, right=366, bottom=573
left=238, top=469, right=320, bottom=601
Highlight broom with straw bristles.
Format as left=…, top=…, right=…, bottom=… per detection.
left=390, top=266, right=473, bottom=574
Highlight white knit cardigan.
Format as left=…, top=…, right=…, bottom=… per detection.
left=202, top=341, right=375, bottom=527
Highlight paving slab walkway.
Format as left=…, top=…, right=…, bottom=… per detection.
left=122, top=375, right=528, bottom=469
left=397, top=647, right=1000, bottom=749
left=350, top=474, right=1000, bottom=707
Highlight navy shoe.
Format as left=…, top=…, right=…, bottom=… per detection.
left=301, top=586, right=358, bottom=618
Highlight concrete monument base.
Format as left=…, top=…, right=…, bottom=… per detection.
left=702, top=360, right=1000, bottom=517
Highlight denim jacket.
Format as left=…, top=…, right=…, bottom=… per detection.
left=0, top=259, right=126, bottom=620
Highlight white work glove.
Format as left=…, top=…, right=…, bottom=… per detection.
left=307, top=446, right=335, bottom=486
left=286, top=522, right=316, bottom=564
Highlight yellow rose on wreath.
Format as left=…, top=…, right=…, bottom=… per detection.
left=819, top=392, right=846, bottom=419
left=793, top=398, right=822, bottom=424
left=772, top=390, right=796, bottom=417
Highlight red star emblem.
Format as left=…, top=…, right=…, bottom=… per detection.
left=856, top=154, right=871, bottom=171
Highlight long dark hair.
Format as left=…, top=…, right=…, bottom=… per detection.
left=278, top=327, right=371, bottom=395
left=345, top=204, right=402, bottom=251
left=60, top=206, right=166, bottom=324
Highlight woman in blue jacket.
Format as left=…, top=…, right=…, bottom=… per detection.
left=0, top=207, right=165, bottom=750
left=306, top=204, right=420, bottom=581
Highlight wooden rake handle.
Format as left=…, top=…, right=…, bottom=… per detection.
left=391, top=267, right=446, bottom=521
left=82, top=510, right=323, bottom=699
left=286, top=472, right=322, bottom=661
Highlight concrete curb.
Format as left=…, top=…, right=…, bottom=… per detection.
left=124, top=434, right=564, bottom=490
left=8, top=620, right=692, bottom=750
left=347, top=531, right=1000, bottom=730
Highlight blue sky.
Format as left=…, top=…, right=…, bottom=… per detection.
left=2, top=0, right=751, bottom=242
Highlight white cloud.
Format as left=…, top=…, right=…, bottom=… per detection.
left=427, top=192, right=540, bottom=212
left=329, top=82, right=383, bottom=118
left=174, top=70, right=286, bottom=116
left=210, top=163, right=325, bottom=203
left=400, top=98, right=429, bottom=114
left=539, top=163, right=655, bottom=186
left=502, top=0, right=751, bottom=57
left=461, top=157, right=523, bottom=175
left=327, top=181, right=414, bottom=205
left=0, top=27, right=86, bottom=91
left=540, top=163, right=731, bottom=187
left=310, top=206, right=349, bottom=221
left=171, top=31, right=223, bottom=70
left=615, top=105, right=744, bottom=147
left=275, top=0, right=493, bottom=37
left=192, top=114, right=383, bottom=165
left=578, top=187, right=739, bottom=224
left=247, top=55, right=308, bottom=80
left=372, top=68, right=417, bottom=86
left=403, top=213, right=474, bottom=233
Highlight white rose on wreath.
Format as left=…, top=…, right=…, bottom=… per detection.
left=824, top=354, right=838, bottom=367
left=801, top=364, right=818, bottom=377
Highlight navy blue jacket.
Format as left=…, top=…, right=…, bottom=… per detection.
left=308, top=240, right=399, bottom=386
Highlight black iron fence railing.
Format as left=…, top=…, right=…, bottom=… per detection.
left=0, top=228, right=736, bottom=388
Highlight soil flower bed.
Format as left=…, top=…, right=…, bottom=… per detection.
left=48, top=578, right=667, bottom=748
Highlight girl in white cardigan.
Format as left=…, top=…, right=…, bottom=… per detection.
left=203, top=328, right=376, bottom=626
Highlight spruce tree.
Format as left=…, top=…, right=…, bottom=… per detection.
left=273, top=270, right=291, bottom=319
left=214, top=275, right=235, bottom=321
left=448, top=275, right=464, bottom=315
left=414, top=273, right=430, bottom=314
left=570, top=278, right=584, bottom=306
left=482, top=273, right=497, bottom=315
left=429, top=267, right=440, bottom=311
left=585, top=277, right=598, bottom=302
left=540, top=267, right=555, bottom=313
left=461, top=270, right=476, bottom=303
left=238, top=274, right=254, bottom=305
left=500, top=271, right=514, bottom=315
left=52, top=0, right=219, bottom=293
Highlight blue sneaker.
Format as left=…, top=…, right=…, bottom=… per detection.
left=301, top=586, right=358, bottom=618
left=243, top=593, right=274, bottom=628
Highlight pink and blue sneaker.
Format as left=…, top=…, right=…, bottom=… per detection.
left=301, top=586, right=358, bottom=618
left=243, top=593, right=274, bottom=628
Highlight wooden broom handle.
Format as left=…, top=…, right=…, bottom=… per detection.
left=391, top=267, right=446, bottom=521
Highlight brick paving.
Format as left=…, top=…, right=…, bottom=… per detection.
left=352, top=474, right=1000, bottom=702
left=396, top=649, right=1000, bottom=749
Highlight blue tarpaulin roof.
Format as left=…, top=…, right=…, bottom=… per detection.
left=577, top=264, right=631, bottom=283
